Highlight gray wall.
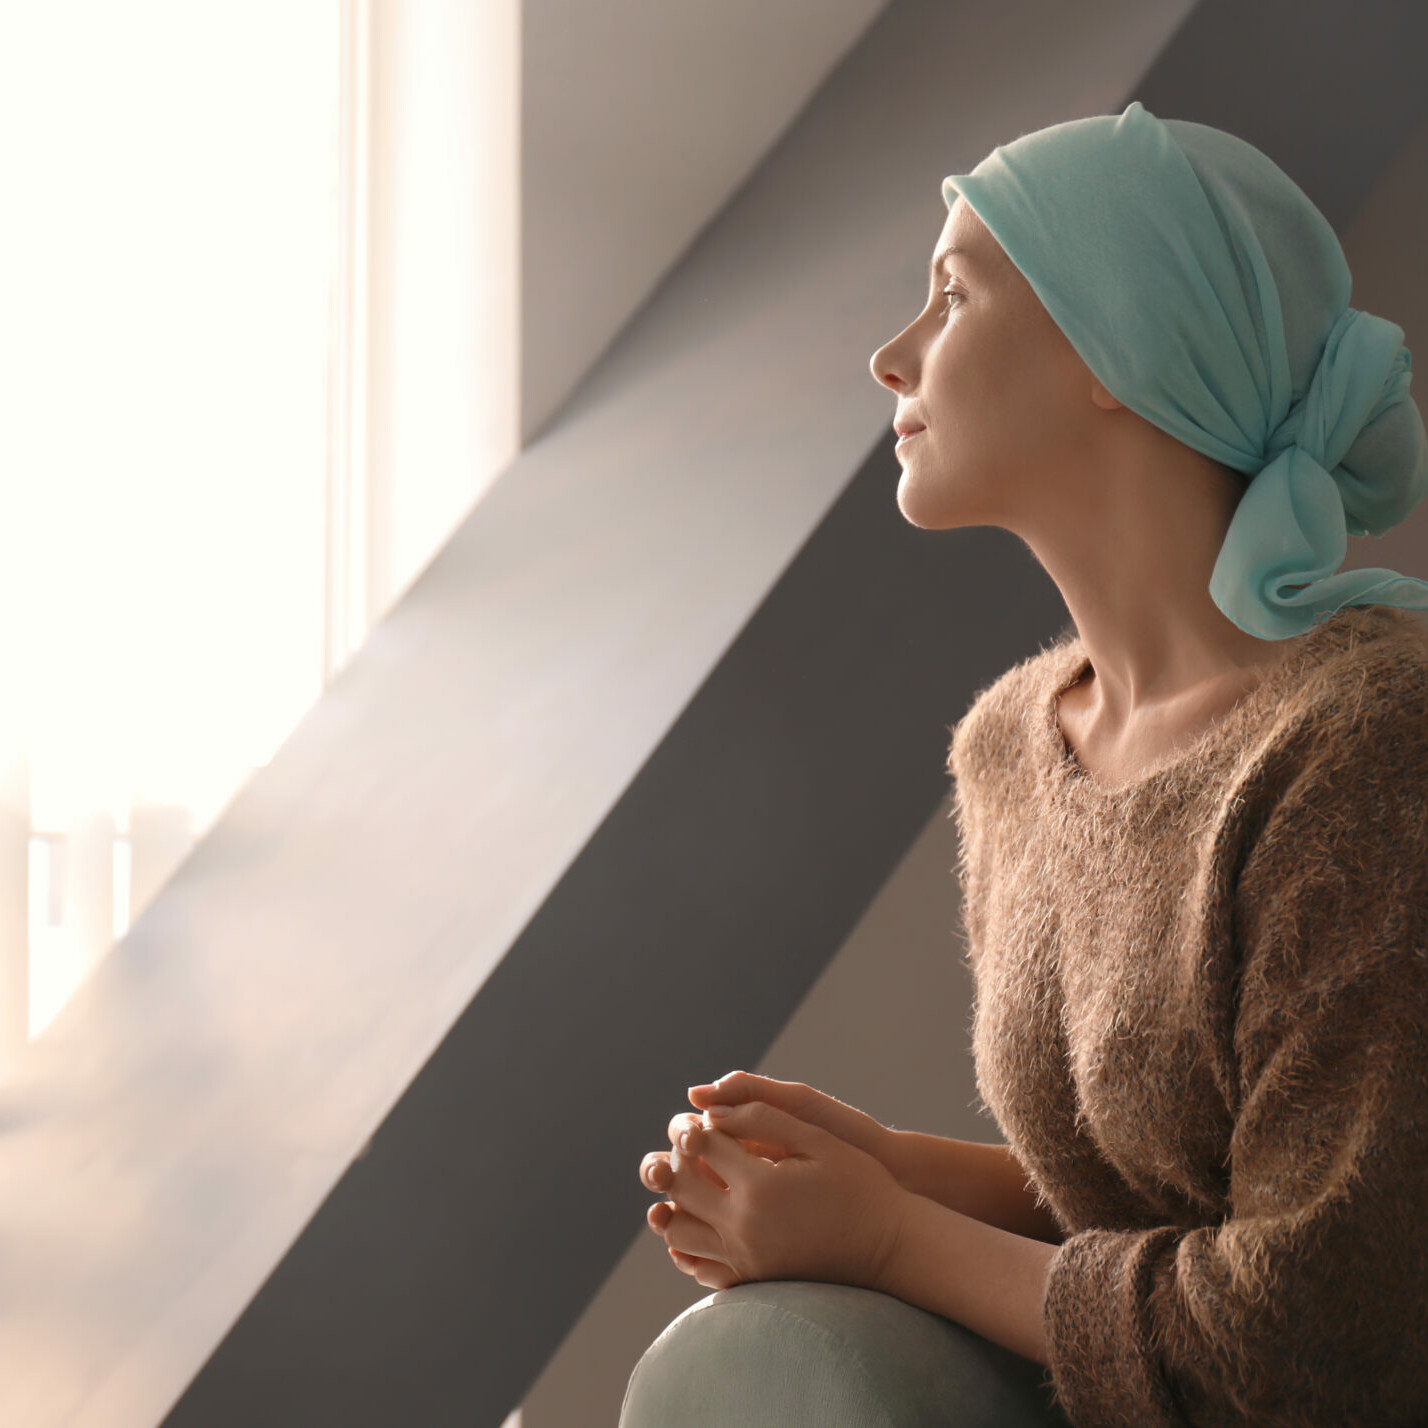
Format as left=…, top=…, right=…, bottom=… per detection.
left=1341, top=111, right=1428, bottom=596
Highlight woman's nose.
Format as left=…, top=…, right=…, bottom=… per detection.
left=869, top=339, right=907, bottom=393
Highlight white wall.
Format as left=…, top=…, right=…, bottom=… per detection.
left=364, top=0, right=521, bottom=625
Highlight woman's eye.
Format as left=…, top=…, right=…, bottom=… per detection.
left=941, top=285, right=963, bottom=312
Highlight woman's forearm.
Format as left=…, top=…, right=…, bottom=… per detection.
left=875, top=1191, right=1057, bottom=1366
left=886, top=1131, right=1066, bottom=1245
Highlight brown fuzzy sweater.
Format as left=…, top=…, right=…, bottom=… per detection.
left=947, top=603, right=1428, bottom=1427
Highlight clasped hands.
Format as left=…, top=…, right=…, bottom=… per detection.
left=638, top=1071, right=912, bottom=1293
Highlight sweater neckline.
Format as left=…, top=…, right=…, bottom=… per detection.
left=1041, top=605, right=1401, bottom=798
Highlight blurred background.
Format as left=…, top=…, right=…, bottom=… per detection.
left=2, top=1, right=1427, bottom=1425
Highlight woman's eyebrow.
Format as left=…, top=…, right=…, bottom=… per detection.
left=927, top=243, right=976, bottom=284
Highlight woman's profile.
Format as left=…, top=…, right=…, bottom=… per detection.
left=619, top=101, right=1428, bottom=1426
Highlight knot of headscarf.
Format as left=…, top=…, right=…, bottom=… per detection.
left=942, top=101, right=1428, bottom=641
left=1211, top=307, right=1420, bottom=638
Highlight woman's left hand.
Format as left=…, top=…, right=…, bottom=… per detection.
left=643, top=1100, right=912, bottom=1293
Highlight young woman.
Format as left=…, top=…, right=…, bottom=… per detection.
left=620, top=102, right=1428, bottom=1426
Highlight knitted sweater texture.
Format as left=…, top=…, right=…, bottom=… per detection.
left=947, top=604, right=1428, bottom=1427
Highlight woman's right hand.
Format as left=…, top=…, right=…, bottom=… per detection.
left=685, top=1071, right=906, bottom=1181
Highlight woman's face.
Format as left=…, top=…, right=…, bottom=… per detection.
left=869, top=197, right=1101, bottom=532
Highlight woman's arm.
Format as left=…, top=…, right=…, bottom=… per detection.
left=875, top=1192, right=1059, bottom=1366
left=886, top=1131, right=1066, bottom=1245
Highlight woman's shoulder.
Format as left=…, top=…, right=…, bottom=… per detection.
left=1271, top=606, right=1428, bottom=763
left=1234, top=611, right=1428, bottom=994
left=1236, top=606, right=1428, bottom=845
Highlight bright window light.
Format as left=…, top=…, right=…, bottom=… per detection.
left=0, top=0, right=341, bottom=1037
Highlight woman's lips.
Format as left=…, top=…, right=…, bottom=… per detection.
left=895, top=427, right=925, bottom=446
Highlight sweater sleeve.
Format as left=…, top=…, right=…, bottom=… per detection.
left=1040, top=689, right=1428, bottom=1427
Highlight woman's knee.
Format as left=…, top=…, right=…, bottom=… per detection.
left=619, top=1280, right=1068, bottom=1428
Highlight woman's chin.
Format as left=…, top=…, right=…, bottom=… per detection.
left=895, top=485, right=971, bottom=531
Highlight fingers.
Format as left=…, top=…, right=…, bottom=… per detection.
left=688, top=1073, right=824, bottom=1139
left=668, top=1245, right=740, bottom=1291
left=677, top=1122, right=750, bottom=1187
left=641, top=1147, right=728, bottom=1194
left=639, top=1083, right=785, bottom=1201
left=688, top=1069, right=791, bottom=1107
left=670, top=1246, right=740, bottom=1290
left=655, top=1200, right=727, bottom=1264
left=656, top=1124, right=729, bottom=1221
left=642, top=1139, right=741, bottom=1291
left=665, top=1110, right=703, bottom=1149
left=664, top=1111, right=737, bottom=1185
left=691, top=1100, right=819, bottom=1167
left=646, top=1199, right=729, bottom=1284
left=641, top=1153, right=667, bottom=1193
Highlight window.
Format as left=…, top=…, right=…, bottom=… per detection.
left=0, top=0, right=341, bottom=1049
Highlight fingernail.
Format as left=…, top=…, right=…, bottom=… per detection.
left=706, top=1104, right=733, bottom=1119
left=688, top=1083, right=714, bottom=1097
left=678, top=1127, right=693, bottom=1151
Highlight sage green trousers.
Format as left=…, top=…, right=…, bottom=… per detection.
left=619, top=1280, right=1073, bottom=1427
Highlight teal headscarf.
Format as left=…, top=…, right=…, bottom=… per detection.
left=942, top=100, right=1428, bottom=641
